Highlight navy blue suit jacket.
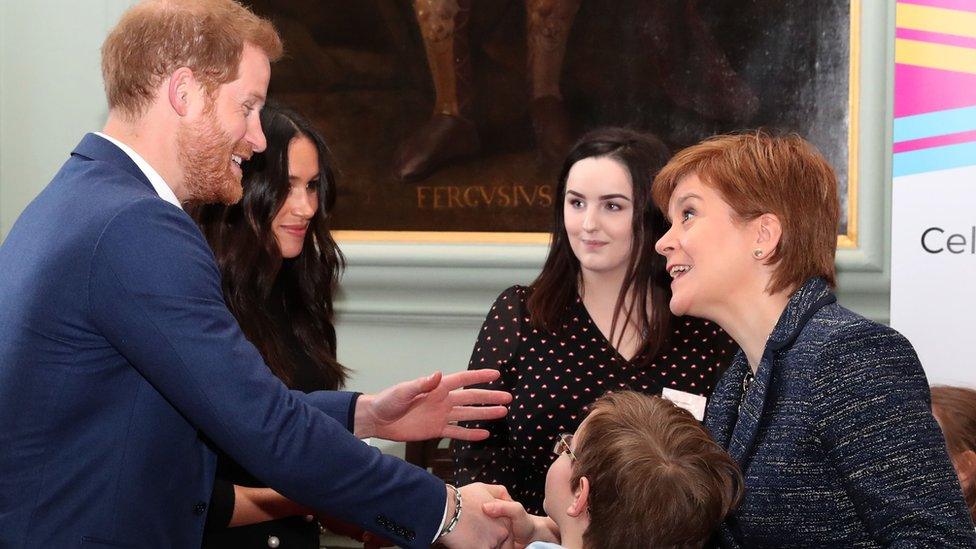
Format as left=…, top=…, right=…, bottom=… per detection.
left=705, top=277, right=975, bottom=547
left=0, top=134, right=442, bottom=548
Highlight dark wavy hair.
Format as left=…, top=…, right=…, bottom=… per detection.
left=189, top=102, right=348, bottom=389
left=528, top=127, right=673, bottom=362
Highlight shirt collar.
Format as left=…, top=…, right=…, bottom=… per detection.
left=94, top=131, right=183, bottom=211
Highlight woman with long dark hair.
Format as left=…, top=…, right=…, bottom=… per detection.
left=453, top=127, right=738, bottom=514
left=193, top=103, right=346, bottom=394
left=190, top=103, right=353, bottom=548
left=190, top=102, right=515, bottom=548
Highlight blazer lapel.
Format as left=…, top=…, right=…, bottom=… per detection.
left=723, top=277, right=837, bottom=469
left=705, top=353, right=748, bottom=451
left=727, top=352, right=774, bottom=467
left=71, top=133, right=155, bottom=193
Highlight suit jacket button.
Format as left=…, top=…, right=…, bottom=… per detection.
left=267, top=535, right=280, bottom=548
left=193, top=501, right=207, bottom=515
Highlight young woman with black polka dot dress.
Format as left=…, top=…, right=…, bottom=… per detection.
left=453, top=129, right=737, bottom=514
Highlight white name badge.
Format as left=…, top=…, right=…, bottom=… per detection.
left=661, top=388, right=707, bottom=421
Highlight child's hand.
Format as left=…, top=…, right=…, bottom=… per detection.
left=482, top=500, right=560, bottom=545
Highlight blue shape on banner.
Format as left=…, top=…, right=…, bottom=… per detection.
left=893, top=140, right=976, bottom=177
left=894, top=105, right=976, bottom=143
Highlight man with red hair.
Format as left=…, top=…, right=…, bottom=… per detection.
left=0, top=1, right=513, bottom=547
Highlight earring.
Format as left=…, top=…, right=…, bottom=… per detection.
left=753, top=249, right=764, bottom=258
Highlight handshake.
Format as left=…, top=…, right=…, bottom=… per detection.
left=435, top=483, right=559, bottom=549
left=328, top=482, right=555, bottom=549
left=351, top=368, right=561, bottom=548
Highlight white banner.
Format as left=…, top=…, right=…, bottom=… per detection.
left=891, top=167, right=976, bottom=385
left=889, top=0, right=976, bottom=386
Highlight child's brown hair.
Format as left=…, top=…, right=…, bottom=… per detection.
left=574, top=392, right=743, bottom=548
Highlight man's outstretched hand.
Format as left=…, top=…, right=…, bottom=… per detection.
left=441, top=483, right=516, bottom=549
left=483, top=499, right=560, bottom=547
left=355, top=369, right=511, bottom=441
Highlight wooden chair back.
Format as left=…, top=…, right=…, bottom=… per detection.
left=405, top=438, right=454, bottom=484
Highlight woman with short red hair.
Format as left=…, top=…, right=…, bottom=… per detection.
left=653, top=130, right=975, bottom=546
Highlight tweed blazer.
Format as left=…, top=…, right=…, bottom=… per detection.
left=705, top=277, right=976, bottom=547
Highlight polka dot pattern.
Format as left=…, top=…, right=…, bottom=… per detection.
left=452, top=285, right=738, bottom=514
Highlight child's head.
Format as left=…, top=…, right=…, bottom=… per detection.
left=544, top=392, right=743, bottom=549
left=931, top=385, right=976, bottom=521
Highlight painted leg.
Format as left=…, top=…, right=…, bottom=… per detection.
left=525, top=0, right=580, bottom=166
left=394, top=0, right=480, bottom=182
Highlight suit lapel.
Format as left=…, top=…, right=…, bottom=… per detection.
left=71, top=133, right=155, bottom=193
left=727, top=352, right=774, bottom=467
left=705, top=353, right=747, bottom=451
left=721, top=277, right=837, bottom=469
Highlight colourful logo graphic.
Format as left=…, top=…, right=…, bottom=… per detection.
left=894, top=0, right=976, bottom=176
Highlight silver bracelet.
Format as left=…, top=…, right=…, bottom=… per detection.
left=437, top=484, right=462, bottom=540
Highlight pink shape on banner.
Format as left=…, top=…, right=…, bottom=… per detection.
left=895, top=64, right=976, bottom=117
left=896, top=28, right=976, bottom=50
left=892, top=128, right=976, bottom=153
left=898, top=0, right=976, bottom=13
